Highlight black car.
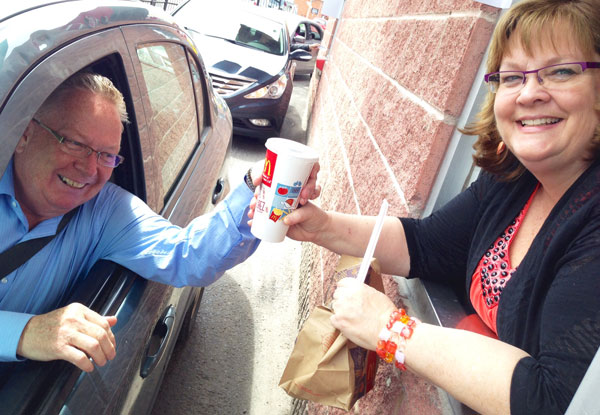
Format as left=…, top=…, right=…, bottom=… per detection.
left=173, top=0, right=312, bottom=139
left=0, top=1, right=232, bottom=413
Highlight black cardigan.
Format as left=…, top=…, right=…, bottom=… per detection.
left=400, top=161, right=600, bottom=415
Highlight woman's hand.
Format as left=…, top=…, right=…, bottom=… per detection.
left=330, top=277, right=396, bottom=350
left=282, top=201, right=330, bottom=243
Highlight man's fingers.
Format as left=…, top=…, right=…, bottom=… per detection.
left=62, top=344, right=95, bottom=372
left=70, top=330, right=114, bottom=367
left=105, top=315, right=118, bottom=327
left=84, top=309, right=117, bottom=347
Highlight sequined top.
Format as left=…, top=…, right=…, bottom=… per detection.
left=469, top=184, right=539, bottom=334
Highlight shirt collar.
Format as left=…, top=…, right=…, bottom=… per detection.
left=0, top=158, right=16, bottom=200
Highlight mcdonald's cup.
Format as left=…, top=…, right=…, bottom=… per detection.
left=251, top=138, right=319, bottom=242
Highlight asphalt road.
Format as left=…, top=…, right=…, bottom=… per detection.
left=151, top=75, right=312, bottom=415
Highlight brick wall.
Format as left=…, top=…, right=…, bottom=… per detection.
left=299, top=1, right=501, bottom=413
left=296, top=0, right=324, bottom=19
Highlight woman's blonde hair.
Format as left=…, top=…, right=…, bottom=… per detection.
left=462, top=0, right=600, bottom=180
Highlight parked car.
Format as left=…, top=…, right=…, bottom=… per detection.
left=286, top=16, right=325, bottom=77
left=172, top=0, right=312, bottom=139
left=0, top=1, right=232, bottom=413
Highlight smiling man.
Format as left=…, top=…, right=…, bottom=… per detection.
left=13, top=78, right=125, bottom=229
left=0, top=72, right=262, bottom=371
left=0, top=72, right=320, bottom=372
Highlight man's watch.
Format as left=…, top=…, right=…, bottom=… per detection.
left=244, top=167, right=256, bottom=192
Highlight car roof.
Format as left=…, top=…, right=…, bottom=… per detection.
left=174, top=0, right=310, bottom=37
left=175, top=0, right=283, bottom=25
left=0, top=0, right=59, bottom=22
left=249, top=8, right=320, bottom=38
left=0, top=0, right=178, bottom=111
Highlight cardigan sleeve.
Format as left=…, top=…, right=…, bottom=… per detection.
left=399, top=173, right=492, bottom=285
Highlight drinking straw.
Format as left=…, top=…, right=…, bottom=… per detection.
left=356, top=199, right=389, bottom=284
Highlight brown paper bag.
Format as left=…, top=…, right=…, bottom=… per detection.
left=279, top=256, right=383, bottom=410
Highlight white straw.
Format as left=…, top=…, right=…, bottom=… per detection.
left=356, top=199, right=389, bottom=284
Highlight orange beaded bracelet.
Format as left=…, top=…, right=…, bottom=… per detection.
left=376, top=308, right=420, bottom=371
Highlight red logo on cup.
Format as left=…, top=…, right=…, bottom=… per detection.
left=262, top=149, right=277, bottom=188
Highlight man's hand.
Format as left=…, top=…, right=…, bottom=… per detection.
left=17, top=303, right=117, bottom=372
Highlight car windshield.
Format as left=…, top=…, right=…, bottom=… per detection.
left=174, top=3, right=285, bottom=56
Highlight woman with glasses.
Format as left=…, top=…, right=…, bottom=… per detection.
left=258, top=0, right=600, bottom=413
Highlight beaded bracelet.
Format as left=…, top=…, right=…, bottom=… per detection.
left=375, top=308, right=420, bottom=371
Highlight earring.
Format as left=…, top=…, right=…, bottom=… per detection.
left=496, top=141, right=506, bottom=155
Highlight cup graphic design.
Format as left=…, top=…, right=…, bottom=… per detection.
left=251, top=138, right=318, bottom=242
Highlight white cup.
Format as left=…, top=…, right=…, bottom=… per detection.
left=251, top=138, right=319, bottom=243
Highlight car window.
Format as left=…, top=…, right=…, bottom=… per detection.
left=308, top=23, right=322, bottom=41
left=136, top=42, right=200, bottom=211
left=296, top=23, right=307, bottom=38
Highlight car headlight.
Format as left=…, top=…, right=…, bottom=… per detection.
left=244, top=73, right=288, bottom=99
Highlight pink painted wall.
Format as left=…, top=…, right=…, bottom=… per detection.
left=298, top=1, right=501, bottom=414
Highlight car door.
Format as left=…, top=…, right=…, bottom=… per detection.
left=0, top=18, right=221, bottom=415
left=293, top=21, right=323, bottom=76
left=63, top=22, right=231, bottom=415
left=0, top=26, right=166, bottom=415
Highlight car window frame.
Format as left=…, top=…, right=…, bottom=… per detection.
left=122, top=24, right=213, bottom=217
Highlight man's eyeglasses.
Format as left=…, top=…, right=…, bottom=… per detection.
left=32, top=118, right=124, bottom=168
left=484, top=61, right=600, bottom=94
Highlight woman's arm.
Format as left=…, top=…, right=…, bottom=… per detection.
left=283, top=203, right=411, bottom=276
left=330, top=278, right=528, bottom=415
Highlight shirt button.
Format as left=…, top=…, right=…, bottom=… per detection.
left=239, top=242, right=245, bottom=247
left=1, top=278, right=8, bottom=284
left=11, top=201, right=17, bottom=208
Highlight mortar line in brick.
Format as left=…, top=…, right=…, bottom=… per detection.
left=343, top=10, right=487, bottom=23
left=329, top=58, right=410, bottom=211
left=321, top=69, right=363, bottom=215
left=337, top=38, right=455, bottom=125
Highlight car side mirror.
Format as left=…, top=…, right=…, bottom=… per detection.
left=289, top=49, right=312, bottom=62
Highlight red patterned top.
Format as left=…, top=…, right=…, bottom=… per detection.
left=469, top=184, right=540, bottom=334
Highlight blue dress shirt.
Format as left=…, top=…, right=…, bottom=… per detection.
left=0, top=160, right=260, bottom=361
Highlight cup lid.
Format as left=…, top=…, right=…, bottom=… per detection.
left=265, top=137, right=319, bottom=162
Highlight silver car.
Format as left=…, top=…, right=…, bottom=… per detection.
left=0, top=1, right=232, bottom=413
